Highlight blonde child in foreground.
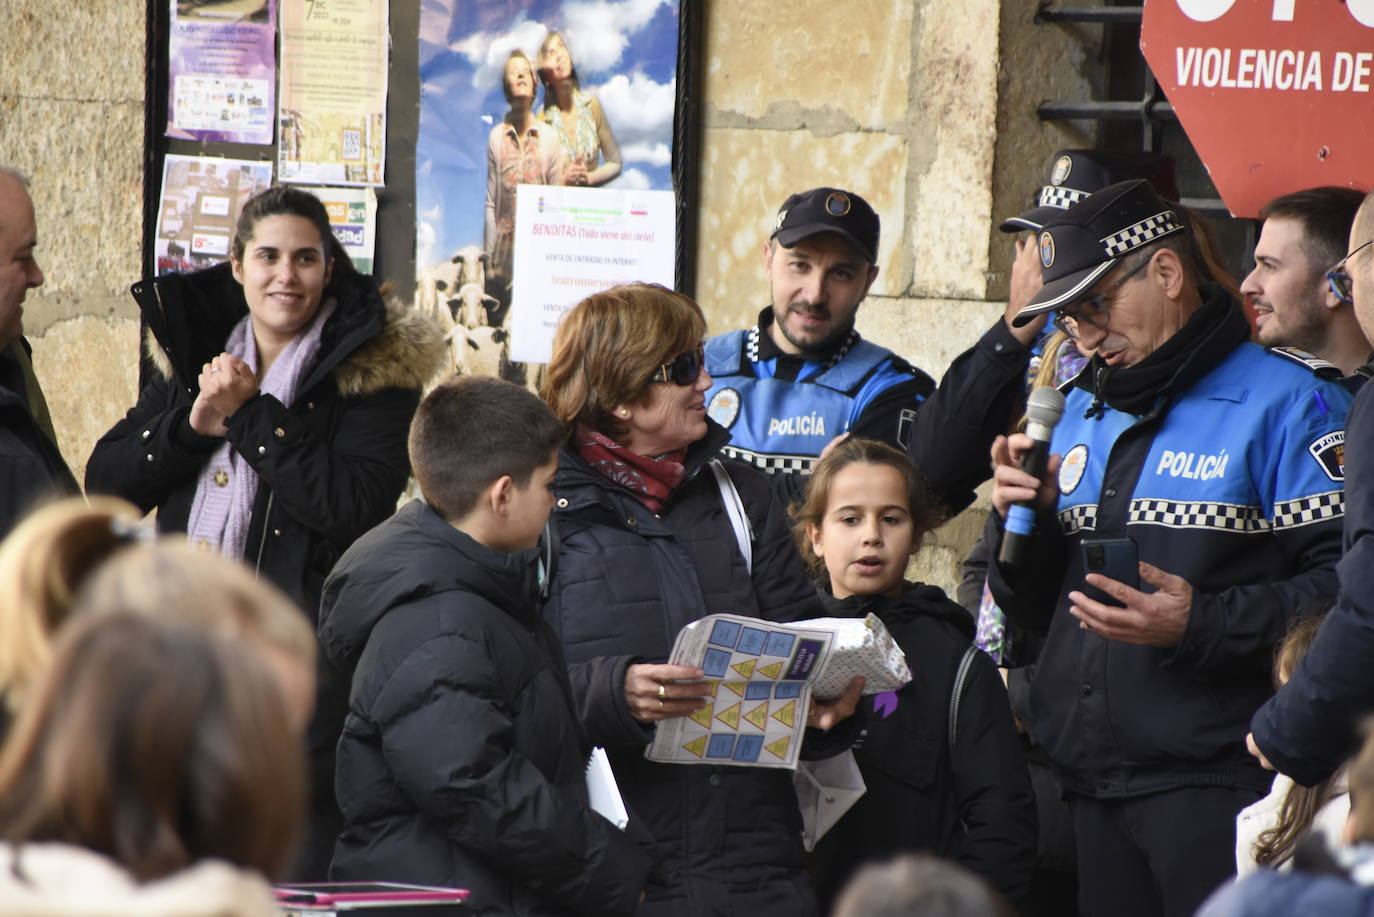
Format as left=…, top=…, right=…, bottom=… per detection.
left=1200, top=716, right=1374, bottom=915
left=1234, top=610, right=1349, bottom=877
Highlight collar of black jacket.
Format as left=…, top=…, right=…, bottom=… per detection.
left=1074, top=283, right=1249, bottom=419
left=554, top=417, right=734, bottom=514
left=814, top=582, right=976, bottom=639
left=130, top=261, right=386, bottom=392
left=319, top=500, right=546, bottom=671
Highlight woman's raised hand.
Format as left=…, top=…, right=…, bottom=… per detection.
left=189, top=353, right=260, bottom=437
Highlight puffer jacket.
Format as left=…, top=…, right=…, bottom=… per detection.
left=319, top=501, right=651, bottom=916
left=84, top=260, right=444, bottom=878
left=543, top=419, right=844, bottom=917
left=806, top=583, right=1037, bottom=912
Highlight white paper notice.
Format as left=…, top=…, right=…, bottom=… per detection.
left=509, top=185, right=676, bottom=365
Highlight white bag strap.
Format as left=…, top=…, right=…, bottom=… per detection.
left=710, top=458, right=753, bottom=574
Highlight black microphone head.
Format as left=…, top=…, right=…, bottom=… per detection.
left=1026, top=386, right=1066, bottom=429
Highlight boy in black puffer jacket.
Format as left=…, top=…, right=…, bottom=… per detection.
left=792, top=438, right=1037, bottom=913
left=318, top=376, right=650, bottom=916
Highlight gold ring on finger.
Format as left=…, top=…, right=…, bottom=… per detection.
left=657, top=683, right=667, bottom=701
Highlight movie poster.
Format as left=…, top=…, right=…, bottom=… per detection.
left=415, top=0, right=680, bottom=378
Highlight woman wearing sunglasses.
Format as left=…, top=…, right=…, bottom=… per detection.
left=539, top=284, right=861, bottom=917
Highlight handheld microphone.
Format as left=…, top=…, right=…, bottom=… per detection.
left=998, top=386, right=1066, bottom=570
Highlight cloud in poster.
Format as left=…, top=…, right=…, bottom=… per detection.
left=561, top=0, right=669, bottom=74
left=452, top=18, right=550, bottom=92
left=620, top=142, right=671, bottom=167
left=450, top=0, right=670, bottom=92
left=593, top=71, right=675, bottom=151
left=610, top=167, right=652, bottom=190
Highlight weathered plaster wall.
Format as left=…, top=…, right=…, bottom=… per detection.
left=697, top=0, right=1102, bottom=590
left=0, top=2, right=145, bottom=484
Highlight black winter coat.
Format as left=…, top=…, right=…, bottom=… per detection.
left=0, top=341, right=77, bottom=540
left=85, top=262, right=441, bottom=615
left=84, top=261, right=443, bottom=878
left=318, top=501, right=651, bottom=916
left=543, top=420, right=844, bottom=917
left=806, top=584, right=1037, bottom=911
left=1253, top=378, right=1374, bottom=785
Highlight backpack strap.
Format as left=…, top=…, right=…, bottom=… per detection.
left=948, top=644, right=980, bottom=750
left=710, top=458, right=754, bottom=574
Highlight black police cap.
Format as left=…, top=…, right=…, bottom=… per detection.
left=999, top=149, right=1181, bottom=233
left=771, top=188, right=879, bottom=264
left=1012, top=179, right=1186, bottom=326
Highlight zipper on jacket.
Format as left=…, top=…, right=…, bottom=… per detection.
left=254, top=491, right=274, bottom=577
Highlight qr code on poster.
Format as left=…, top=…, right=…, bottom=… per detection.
left=341, top=128, right=362, bottom=161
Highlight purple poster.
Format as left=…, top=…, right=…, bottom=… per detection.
left=167, top=0, right=277, bottom=145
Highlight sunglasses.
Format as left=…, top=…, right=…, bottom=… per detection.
left=649, top=345, right=705, bottom=386
left=1051, top=255, right=1152, bottom=340
left=1326, top=237, right=1374, bottom=306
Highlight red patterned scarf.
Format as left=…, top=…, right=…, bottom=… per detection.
left=574, top=428, right=686, bottom=513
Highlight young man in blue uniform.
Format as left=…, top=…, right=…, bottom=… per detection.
left=987, top=179, right=1352, bottom=917
left=703, top=187, right=933, bottom=506
left=1249, top=190, right=1374, bottom=790
left=1240, top=186, right=1370, bottom=385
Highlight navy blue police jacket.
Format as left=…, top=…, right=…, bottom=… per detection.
left=988, top=293, right=1351, bottom=798
left=1252, top=369, right=1374, bottom=786
left=704, top=309, right=933, bottom=507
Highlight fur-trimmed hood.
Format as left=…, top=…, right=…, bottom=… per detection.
left=0, top=843, right=280, bottom=917
left=134, top=263, right=444, bottom=398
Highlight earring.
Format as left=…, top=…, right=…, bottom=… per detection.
left=618, top=408, right=630, bottom=417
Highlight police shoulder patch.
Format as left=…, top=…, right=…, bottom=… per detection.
left=1059, top=443, right=1089, bottom=495
left=1267, top=346, right=1342, bottom=380
left=708, top=387, right=741, bottom=429
left=1308, top=430, right=1346, bottom=482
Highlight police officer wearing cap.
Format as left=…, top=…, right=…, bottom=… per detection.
left=703, top=188, right=934, bottom=506
left=986, top=179, right=1351, bottom=917
left=910, top=149, right=1180, bottom=511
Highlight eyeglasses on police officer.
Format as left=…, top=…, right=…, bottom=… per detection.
left=649, top=345, right=705, bottom=386
left=1051, top=254, right=1153, bottom=340
left=1326, top=237, right=1374, bottom=307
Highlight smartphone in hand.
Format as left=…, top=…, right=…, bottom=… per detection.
left=1080, top=537, right=1139, bottom=607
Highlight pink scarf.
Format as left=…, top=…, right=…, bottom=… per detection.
left=185, top=298, right=336, bottom=559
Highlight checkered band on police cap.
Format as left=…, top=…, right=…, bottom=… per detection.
left=1011, top=178, right=1186, bottom=325
left=1037, top=185, right=1088, bottom=211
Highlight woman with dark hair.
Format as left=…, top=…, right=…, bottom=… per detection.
left=0, top=614, right=303, bottom=914
left=85, top=184, right=445, bottom=878
left=539, top=283, right=861, bottom=917
left=537, top=31, right=621, bottom=187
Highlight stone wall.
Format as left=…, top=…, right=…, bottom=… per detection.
left=697, top=0, right=1101, bottom=590
left=0, top=2, right=146, bottom=485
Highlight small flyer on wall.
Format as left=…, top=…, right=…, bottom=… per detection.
left=303, top=186, right=378, bottom=273
left=278, top=0, right=389, bottom=186
left=167, top=0, right=277, bottom=145
left=509, top=185, right=675, bottom=364
left=154, top=154, right=274, bottom=274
